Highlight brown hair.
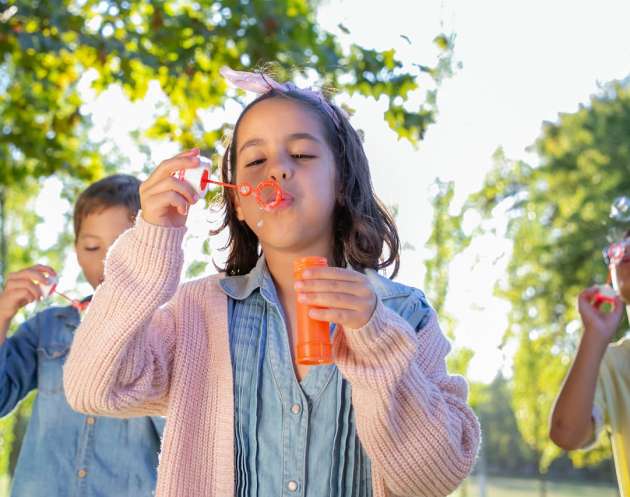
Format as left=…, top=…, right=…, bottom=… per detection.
left=212, top=90, right=400, bottom=278
left=73, top=174, right=140, bottom=238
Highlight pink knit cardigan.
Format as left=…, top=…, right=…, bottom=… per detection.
left=63, top=217, right=480, bottom=497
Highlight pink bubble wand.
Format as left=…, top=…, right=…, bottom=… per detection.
left=174, top=156, right=285, bottom=211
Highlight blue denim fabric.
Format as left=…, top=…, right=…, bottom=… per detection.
left=0, top=304, right=164, bottom=497
left=220, top=257, right=432, bottom=497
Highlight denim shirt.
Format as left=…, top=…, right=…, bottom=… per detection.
left=220, top=258, right=432, bottom=497
left=0, top=303, right=164, bottom=497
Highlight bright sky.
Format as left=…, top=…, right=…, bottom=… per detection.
left=33, top=0, right=630, bottom=383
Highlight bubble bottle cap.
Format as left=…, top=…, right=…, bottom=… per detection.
left=39, top=275, right=58, bottom=298
left=592, top=284, right=618, bottom=314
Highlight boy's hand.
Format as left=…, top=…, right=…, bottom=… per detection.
left=0, top=265, right=57, bottom=322
left=294, top=267, right=377, bottom=329
left=578, top=286, right=625, bottom=344
left=140, top=149, right=201, bottom=227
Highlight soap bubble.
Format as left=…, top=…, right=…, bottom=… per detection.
left=606, top=196, right=630, bottom=243
left=610, top=196, right=630, bottom=222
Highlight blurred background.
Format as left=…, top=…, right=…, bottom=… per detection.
left=1, top=0, right=630, bottom=495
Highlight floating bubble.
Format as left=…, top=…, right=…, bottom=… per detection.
left=610, top=196, right=630, bottom=222
left=606, top=226, right=627, bottom=244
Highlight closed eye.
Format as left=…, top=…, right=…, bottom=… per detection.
left=245, top=158, right=266, bottom=167
left=84, top=247, right=100, bottom=252
left=292, top=154, right=316, bottom=160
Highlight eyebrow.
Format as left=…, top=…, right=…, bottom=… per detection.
left=79, top=234, right=101, bottom=241
left=238, top=133, right=323, bottom=155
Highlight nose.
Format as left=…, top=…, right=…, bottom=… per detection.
left=268, top=153, right=294, bottom=182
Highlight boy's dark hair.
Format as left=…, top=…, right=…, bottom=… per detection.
left=73, top=174, right=141, bottom=238
left=212, top=89, right=400, bottom=278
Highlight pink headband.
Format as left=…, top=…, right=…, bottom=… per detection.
left=220, top=66, right=342, bottom=130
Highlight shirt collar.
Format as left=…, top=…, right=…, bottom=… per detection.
left=219, top=257, right=412, bottom=303
left=219, top=256, right=277, bottom=302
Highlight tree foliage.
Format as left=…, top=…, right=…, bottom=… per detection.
left=0, top=0, right=454, bottom=187
left=467, top=80, right=630, bottom=476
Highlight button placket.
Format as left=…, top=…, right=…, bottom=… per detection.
left=265, top=304, right=308, bottom=496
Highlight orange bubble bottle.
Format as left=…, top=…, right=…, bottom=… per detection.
left=294, top=256, right=332, bottom=365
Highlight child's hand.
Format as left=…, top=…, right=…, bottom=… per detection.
left=140, top=149, right=201, bottom=227
left=0, top=265, right=56, bottom=322
left=578, top=286, right=625, bottom=344
left=295, top=267, right=377, bottom=329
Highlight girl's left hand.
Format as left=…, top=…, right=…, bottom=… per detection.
left=294, top=267, right=377, bottom=329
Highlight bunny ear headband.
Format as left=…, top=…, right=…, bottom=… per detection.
left=219, top=66, right=342, bottom=130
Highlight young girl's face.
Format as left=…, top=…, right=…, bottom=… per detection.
left=233, top=97, right=337, bottom=256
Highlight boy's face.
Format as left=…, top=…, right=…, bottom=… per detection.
left=75, top=205, right=134, bottom=289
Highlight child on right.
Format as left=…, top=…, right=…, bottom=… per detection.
left=64, top=67, right=480, bottom=497
left=550, top=232, right=630, bottom=495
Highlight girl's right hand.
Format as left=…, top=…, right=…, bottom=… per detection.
left=140, top=149, right=201, bottom=227
left=578, top=286, right=625, bottom=344
left=0, top=265, right=56, bottom=322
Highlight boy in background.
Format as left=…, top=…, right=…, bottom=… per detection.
left=0, top=174, right=164, bottom=497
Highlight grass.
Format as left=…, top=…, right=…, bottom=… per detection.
left=451, top=476, right=618, bottom=497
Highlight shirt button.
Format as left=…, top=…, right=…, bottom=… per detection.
left=78, top=469, right=87, bottom=479
left=86, top=416, right=96, bottom=425
left=287, top=480, right=298, bottom=492
left=290, top=403, right=301, bottom=414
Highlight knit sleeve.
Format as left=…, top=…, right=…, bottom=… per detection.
left=64, top=215, right=186, bottom=418
left=333, top=297, right=480, bottom=497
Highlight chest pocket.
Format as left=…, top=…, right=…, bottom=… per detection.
left=37, top=343, right=71, bottom=395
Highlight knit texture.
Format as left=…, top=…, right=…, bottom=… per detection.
left=64, top=216, right=480, bottom=497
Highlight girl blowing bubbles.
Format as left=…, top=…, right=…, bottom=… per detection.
left=64, top=67, right=480, bottom=497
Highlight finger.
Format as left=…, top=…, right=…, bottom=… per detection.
left=300, top=266, right=364, bottom=283
left=10, top=288, right=38, bottom=309
left=611, top=307, right=625, bottom=321
left=143, top=176, right=199, bottom=205
left=295, top=278, right=372, bottom=298
left=9, top=267, right=53, bottom=286
left=297, top=291, right=365, bottom=311
left=32, top=264, right=57, bottom=278
left=609, top=298, right=626, bottom=317
left=142, top=151, right=201, bottom=191
left=145, top=190, right=190, bottom=216
left=308, top=307, right=356, bottom=325
left=175, top=148, right=200, bottom=158
left=579, top=287, right=601, bottom=301
left=6, top=279, right=43, bottom=301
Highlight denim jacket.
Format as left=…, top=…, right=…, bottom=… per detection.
left=0, top=304, right=164, bottom=497
left=220, top=257, right=433, bottom=496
